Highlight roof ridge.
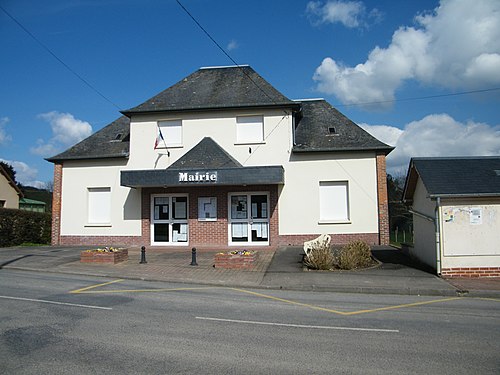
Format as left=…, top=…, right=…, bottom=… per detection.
left=199, top=65, right=250, bottom=69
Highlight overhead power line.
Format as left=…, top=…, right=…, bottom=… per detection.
left=335, top=87, right=500, bottom=108
left=175, top=0, right=284, bottom=108
left=0, top=4, right=120, bottom=110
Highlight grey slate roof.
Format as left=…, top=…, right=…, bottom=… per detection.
left=122, top=66, right=299, bottom=114
left=403, top=157, right=500, bottom=202
left=168, top=137, right=242, bottom=170
left=46, top=67, right=393, bottom=163
left=293, top=99, right=393, bottom=154
left=46, top=116, right=130, bottom=162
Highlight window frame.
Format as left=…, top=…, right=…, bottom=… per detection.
left=318, top=181, right=351, bottom=224
left=157, top=119, right=183, bottom=148
left=235, top=115, right=264, bottom=144
left=86, top=187, right=111, bottom=226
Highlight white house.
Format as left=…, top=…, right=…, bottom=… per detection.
left=47, top=66, right=392, bottom=249
left=403, top=157, right=500, bottom=278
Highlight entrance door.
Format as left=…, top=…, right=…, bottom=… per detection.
left=229, top=193, right=269, bottom=245
left=151, top=194, right=188, bottom=246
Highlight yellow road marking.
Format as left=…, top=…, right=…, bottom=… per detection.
left=69, top=279, right=124, bottom=294
left=69, top=281, right=497, bottom=316
left=230, top=288, right=462, bottom=316
left=74, top=286, right=217, bottom=294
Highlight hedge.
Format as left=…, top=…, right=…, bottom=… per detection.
left=0, top=208, right=51, bottom=247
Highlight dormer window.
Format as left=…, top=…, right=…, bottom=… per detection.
left=328, top=127, right=336, bottom=134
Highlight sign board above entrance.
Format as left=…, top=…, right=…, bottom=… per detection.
left=179, top=171, right=218, bottom=183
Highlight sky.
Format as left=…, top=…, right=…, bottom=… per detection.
left=1, top=0, right=499, bottom=188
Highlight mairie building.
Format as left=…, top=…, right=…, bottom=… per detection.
left=47, top=66, right=393, bottom=249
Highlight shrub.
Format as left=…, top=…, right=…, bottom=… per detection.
left=303, top=238, right=335, bottom=270
left=338, top=240, right=374, bottom=270
left=0, top=208, right=51, bottom=247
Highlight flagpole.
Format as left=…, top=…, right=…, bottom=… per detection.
left=155, top=123, right=170, bottom=156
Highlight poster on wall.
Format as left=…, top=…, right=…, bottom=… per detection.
left=198, top=197, right=217, bottom=221
left=470, top=207, right=482, bottom=225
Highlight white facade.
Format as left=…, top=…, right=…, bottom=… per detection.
left=57, top=108, right=382, bottom=245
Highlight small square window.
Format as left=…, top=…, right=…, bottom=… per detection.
left=236, top=115, right=264, bottom=144
left=157, top=120, right=182, bottom=148
left=198, top=197, right=217, bottom=221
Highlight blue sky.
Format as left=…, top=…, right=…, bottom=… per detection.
left=1, top=0, right=499, bottom=187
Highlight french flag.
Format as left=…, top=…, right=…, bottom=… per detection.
left=154, top=128, right=165, bottom=149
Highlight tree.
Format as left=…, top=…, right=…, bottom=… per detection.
left=387, top=174, right=412, bottom=232
left=0, top=161, right=16, bottom=184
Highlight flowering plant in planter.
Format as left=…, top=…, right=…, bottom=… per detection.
left=84, top=246, right=124, bottom=253
left=81, top=247, right=128, bottom=264
left=214, top=250, right=259, bottom=269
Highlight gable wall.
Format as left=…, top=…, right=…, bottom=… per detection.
left=411, top=178, right=437, bottom=270
left=0, top=173, right=20, bottom=209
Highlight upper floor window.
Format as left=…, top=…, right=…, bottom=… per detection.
left=236, top=115, right=264, bottom=144
left=157, top=119, right=182, bottom=148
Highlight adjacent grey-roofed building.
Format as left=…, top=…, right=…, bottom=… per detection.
left=47, top=65, right=392, bottom=250
left=403, top=157, right=500, bottom=278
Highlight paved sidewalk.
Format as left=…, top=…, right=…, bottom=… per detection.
left=0, top=245, right=499, bottom=297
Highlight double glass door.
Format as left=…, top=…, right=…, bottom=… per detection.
left=229, top=193, right=269, bottom=245
left=151, top=195, right=188, bottom=245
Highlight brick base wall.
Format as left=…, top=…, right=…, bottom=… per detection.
left=441, top=267, right=500, bottom=278
left=59, top=236, right=143, bottom=247
left=277, top=233, right=379, bottom=247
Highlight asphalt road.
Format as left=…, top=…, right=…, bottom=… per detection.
left=0, top=269, right=499, bottom=374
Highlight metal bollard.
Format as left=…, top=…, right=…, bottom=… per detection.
left=140, top=246, right=147, bottom=264
left=190, top=247, right=198, bottom=266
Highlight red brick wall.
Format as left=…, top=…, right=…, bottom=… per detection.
left=51, top=163, right=63, bottom=245
left=376, top=153, right=390, bottom=245
left=441, top=267, right=500, bottom=278
left=142, top=185, right=279, bottom=248
left=59, top=235, right=142, bottom=247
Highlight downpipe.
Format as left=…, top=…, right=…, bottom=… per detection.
left=435, top=197, right=442, bottom=276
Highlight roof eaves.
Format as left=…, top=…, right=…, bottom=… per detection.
left=428, top=192, right=500, bottom=199
left=292, top=145, right=394, bottom=154
left=46, top=153, right=129, bottom=163
left=121, top=102, right=301, bottom=117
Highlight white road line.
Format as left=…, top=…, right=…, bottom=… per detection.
left=0, top=295, right=112, bottom=310
left=196, top=317, right=399, bottom=333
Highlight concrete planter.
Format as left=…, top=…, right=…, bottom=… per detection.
left=80, top=249, right=128, bottom=264
left=214, top=251, right=258, bottom=269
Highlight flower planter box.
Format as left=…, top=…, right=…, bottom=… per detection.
left=80, top=249, right=128, bottom=264
left=214, top=251, right=258, bottom=269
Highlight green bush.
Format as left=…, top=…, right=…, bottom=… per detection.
left=0, top=208, right=51, bottom=247
left=338, top=240, right=375, bottom=270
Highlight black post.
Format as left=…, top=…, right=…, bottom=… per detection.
left=140, top=246, right=147, bottom=264
left=190, top=247, right=198, bottom=266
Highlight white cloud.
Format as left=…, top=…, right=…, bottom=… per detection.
left=32, top=111, right=92, bottom=157
left=0, top=117, right=12, bottom=144
left=361, top=114, right=500, bottom=175
left=313, top=0, right=500, bottom=106
left=307, top=0, right=366, bottom=28
left=227, top=40, right=238, bottom=51
left=306, top=1, right=383, bottom=29
left=0, top=158, right=44, bottom=187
